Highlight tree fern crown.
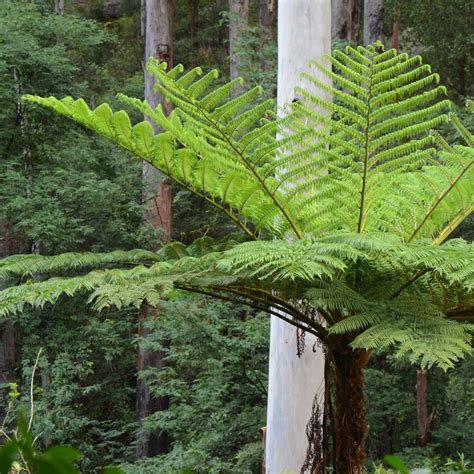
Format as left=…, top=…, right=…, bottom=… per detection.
left=4, top=43, right=472, bottom=369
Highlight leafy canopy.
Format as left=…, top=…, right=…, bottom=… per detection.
left=1, top=43, right=473, bottom=369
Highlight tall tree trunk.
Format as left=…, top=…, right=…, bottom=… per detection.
left=332, top=0, right=361, bottom=42
left=391, top=6, right=400, bottom=51
left=55, top=0, right=65, bottom=15
left=333, top=349, right=370, bottom=474
left=258, top=0, right=276, bottom=72
left=259, top=0, right=275, bottom=42
left=416, top=369, right=437, bottom=447
left=228, top=0, right=249, bottom=94
left=363, top=0, right=384, bottom=46
left=265, top=1, right=331, bottom=472
left=0, top=224, right=15, bottom=422
left=0, top=321, right=15, bottom=421
left=136, top=0, right=174, bottom=459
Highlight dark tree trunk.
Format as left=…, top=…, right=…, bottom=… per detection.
left=0, top=321, right=15, bottom=420
left=363, top=0, right=384, bottom=46
left=416, top=369, right=428, bottom=445
left=259, top=0, right=275, bottom=42
left=416, top=369, right=437, bottom=447
left=258, top=0, right=275, bottom=73
left=332, top=0, right=361, bottom=43
left=333, top=349, right=370, bottom=474
left=0, top=228, right=15, bottom=421
left=136, top=306, right=169, bottom=458
left=136, top=0, right=175, bottom=459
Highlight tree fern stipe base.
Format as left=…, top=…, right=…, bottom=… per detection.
left=333, top=348, right=370, bottom=473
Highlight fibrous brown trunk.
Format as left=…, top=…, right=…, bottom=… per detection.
left=332, top=0, right=361, bottom=42
left=333, top=349, right=370, bottom=474
left=363, top=0, right=384, bottom=46
left=228, top=0, right=249, bottom=94
left=136, top=0, right=174, bottom=459
left=416, top=369, right=437, bottom=447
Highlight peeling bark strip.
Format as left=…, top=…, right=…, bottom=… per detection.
left=363, top=0, right=384, bottom=46
left=136, top=0, right=174, bottom=459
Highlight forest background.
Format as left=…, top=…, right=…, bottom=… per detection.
left=0, top=0, right=472, bottom=472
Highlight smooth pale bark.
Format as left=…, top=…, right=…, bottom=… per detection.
left=136, top=0, right=174, bottom=459
left=55, top=0, right=65, bottom=15
left=265, top=2, right=331, bottom=472
left=142, top=0, right=174, bottom=234
left=331, top=0, right=361, bottom=42
left=228, top=0, right=249, bottom=94
left=363, top=0, right=384, bottom=46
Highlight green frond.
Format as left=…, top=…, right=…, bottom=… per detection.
left=0, top=249, right=159, bottom=280
left=18, top=44, right=473, bottom=370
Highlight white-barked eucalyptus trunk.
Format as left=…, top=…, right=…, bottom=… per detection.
left=265, top=1, right=332, bottom=472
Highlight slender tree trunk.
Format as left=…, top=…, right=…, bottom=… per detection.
left=391, top=7, right=400, bottom=51
left=259, top=0, right=275, bottom=42
left=0, top=226, right=15, bottom=422
left=416, top=369, right=437, bottom=447
left=363, top=0, right=384, bottom=46
left=265, top=2, right=331, bottom=472
left=333, top=349, right=370, bottom=474
left=258, top=0, right=276, bottom=73
left=136, top=0, right=174, bottom=459
left=55, top=0, right=65, bottom=15
left=416, top=369, right=429, bottom=445
left=228, top=0, right=249, bottom=94
left=332, top=0, right=361, bottom=42
left=0, top=321, right=15, bottom=421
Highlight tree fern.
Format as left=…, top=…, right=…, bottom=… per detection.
left=2, top=43, right=471, bottom=369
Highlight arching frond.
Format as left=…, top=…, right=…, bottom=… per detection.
left=11, top=43, right=473, bottom=369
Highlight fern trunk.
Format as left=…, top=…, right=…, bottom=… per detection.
left=333, top=349, right=370, bottom=474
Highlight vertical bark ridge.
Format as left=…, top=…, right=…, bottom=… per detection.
left=333, top=349, right=370, bottom=474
